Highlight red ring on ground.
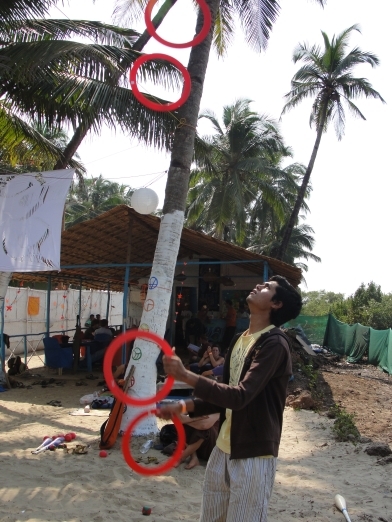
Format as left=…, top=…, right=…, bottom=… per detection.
left=130, top=53, right=191, bottom=112
left=145, top=0, right=211, bottom=49
left=103, top=330, right=174, bottom=407
left=122, top=410, right=185, bottom=475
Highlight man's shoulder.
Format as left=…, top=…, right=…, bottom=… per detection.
left=256, top=328, right=289, bottom=346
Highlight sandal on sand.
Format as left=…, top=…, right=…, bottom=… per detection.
left=85, top=373, right=98, bottom=380
left=75, top=380, right=87, bottom=386
left=47, top=400, right=62, bottom=407
left=64, top=444, right=89, bottom=455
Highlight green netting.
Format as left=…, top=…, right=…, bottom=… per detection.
left=285, top=314, right=329, bottom=345
left=324, top=314, right=392, bottom=374
left=368, top=328, right=392, bottom=374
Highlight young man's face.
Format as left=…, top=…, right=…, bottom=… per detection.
left=246, top=281, right=282, bottom=314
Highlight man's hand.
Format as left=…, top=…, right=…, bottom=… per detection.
left=163, top=348, right=188, bottom=381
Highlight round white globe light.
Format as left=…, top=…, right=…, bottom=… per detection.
left=131, top=188, right=159, bottom=215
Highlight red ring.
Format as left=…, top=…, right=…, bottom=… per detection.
left=145, top=0, right=211, bottom=49
left=122, top=410, right=186, bottom=475
left=103, top=330, right=174, bottom=407
left=130, top=53, right=191, bottom=112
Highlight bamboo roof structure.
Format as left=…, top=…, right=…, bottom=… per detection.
left=12, top=205, right=302, bottom=290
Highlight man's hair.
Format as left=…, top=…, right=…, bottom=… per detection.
left=100, top=318, right=109, bottom=327
left=225, top=299, right=232, bottom=306
left=269, top=275, right=302, bottom=326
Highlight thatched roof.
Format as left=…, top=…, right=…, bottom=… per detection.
left=12, top=205, right=301, bottom=290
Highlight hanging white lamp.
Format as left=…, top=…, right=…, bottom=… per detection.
left=131, top=188, right=159, bottom=215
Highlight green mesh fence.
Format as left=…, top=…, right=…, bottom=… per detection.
left=324, top=314, right=392, bottom=374
left=285, top=315, right=329, bottom=345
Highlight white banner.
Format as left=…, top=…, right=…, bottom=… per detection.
left=0, top=169, right=74, bottom=271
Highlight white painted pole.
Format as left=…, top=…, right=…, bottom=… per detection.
left=121, top=211, right=184, bottom=435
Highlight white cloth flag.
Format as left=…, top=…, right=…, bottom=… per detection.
left=0, top=169, right=74, bottom=272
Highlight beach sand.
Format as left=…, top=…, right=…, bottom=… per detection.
left=1, top=362, right=391, bottom=522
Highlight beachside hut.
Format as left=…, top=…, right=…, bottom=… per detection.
left=10, top=205, right=301, bottom=345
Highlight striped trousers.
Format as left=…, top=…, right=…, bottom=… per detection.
left=199, top=447, right=277, bottom=522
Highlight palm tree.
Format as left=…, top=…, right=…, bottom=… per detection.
left=0, top=2, right=183, bottom=170
left=117, top=0, right=326, bottom=434
left=0, top=104, right=84, bottom=174
left=185, top=99, right=291, bottom=244
left=249, top=222, right=321, bottom=274
left=65, top=176, right=134, bottom=228
left=276, top=24, right=385, bottom=260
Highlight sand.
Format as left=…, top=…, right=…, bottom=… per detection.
left=1, top=361, right=391, bottom=522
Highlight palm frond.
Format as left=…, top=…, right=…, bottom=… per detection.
left=213, top=2, right=235, bottom=57
left=0, top=19, right=140, bottom=47
left=234, top=0, right=280, bottom=51
left=0, top=0, right=56, bottom=25
left=0, top=102, right=84, bottom=175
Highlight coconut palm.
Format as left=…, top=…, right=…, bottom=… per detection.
left=245, top=162, right=310, bottom=246
left=0, top=103, right=84, bottom=174
left=65, top=176, right=134, bottom=228
left=248, top=222, right=321, bottom=275
left=116, top=0, right=326, bottom=434
left=276, top=24, right=385, bottom=260
left=185, top=99, right=292, bottom=244
left=0, top=1, right=183, bottom=170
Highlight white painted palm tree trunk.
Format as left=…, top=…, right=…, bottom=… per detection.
left=121, top=212, right=184, bottom=434
left=120, top=0, right=220, bottom=436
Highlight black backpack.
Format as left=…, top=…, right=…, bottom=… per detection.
left=159, top=423, right=178, bottom=446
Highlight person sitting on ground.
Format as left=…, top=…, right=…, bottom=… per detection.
left=189, top=345, right=224, bottom=375
left=174, top=412, right=220, bottom=470
left=84, top=314, right=95, bottom=327
left=94, top=319, right=113, bottom=338
left=84, top=319, right=100, bottom=340
left=187, top=334, right=210, bottom=363
left=201, top=364, right=224, bottom=382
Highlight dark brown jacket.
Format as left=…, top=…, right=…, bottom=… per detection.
left=191, top=327, right=292, bottom=459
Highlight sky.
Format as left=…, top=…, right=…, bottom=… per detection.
left=52, top=0, right=390, bottom=297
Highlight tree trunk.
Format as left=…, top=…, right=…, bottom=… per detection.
left=54, top=125, right=90, bottom=170
left=121, top=0, right=220, bottom=435
left=275, top=105, right=328, bottom=261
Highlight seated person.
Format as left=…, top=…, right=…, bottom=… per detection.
left=189, top=345, right=224, bottom=374
left=175, top=412, right=220, bottom=469
left=201, top=364, right=224, bottom=381
left=84, top=319, right=100, bottom=340
left=84, top=314, right=95, bottom=327
left=187, top=334, right=210, bottom=363
left=94, top=319, right=113, bottom=338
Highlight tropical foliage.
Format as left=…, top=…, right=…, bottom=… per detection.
left=301, top=290, right=346, bottom=316
left=65, top=176, right=135, bottom=229
left=186, top=99, right=319, bottom=271
left=0, top=105, right=83, bottom=174
left=330, top=281, right=392, bottom=330
left=276, top=24, right=385, bottom=260
left=0, top=0, right=182, bottom=174
left=303, top=282, right=392, bottom=331
left=186, top=99, right=291, bottom=241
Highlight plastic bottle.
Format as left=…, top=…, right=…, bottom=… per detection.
left=140, top=439, right=154, bottom=454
